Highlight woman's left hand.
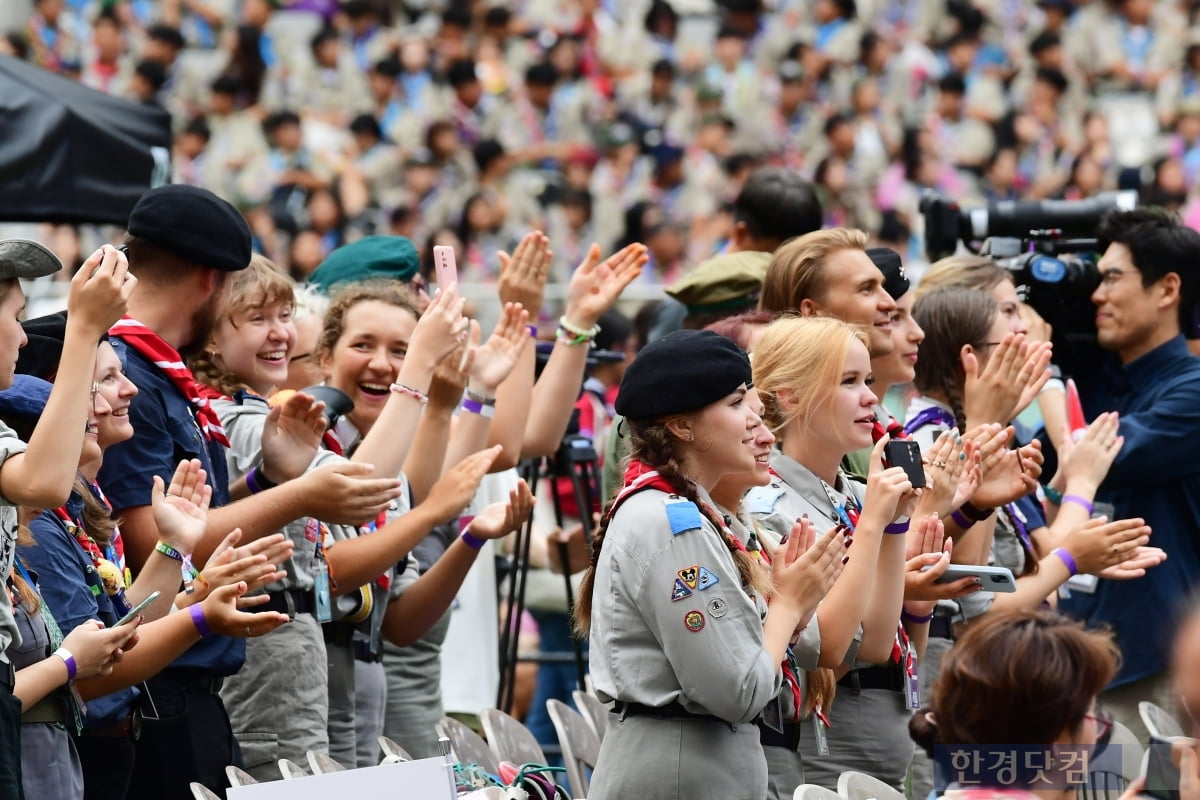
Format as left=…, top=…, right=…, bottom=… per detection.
left=562, top=243, right=647, bottom=330
left=464, top=480, right=535, bottom=541
left=151, top=459, right=211, bottom=557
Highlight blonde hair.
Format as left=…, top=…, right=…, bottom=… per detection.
left=914, top=255, right=1012, bottom=300
left=753, top=316, right=868, bottom=434
left=759, top=228, right=869, bottom=313
left=191, top=254, right=296, bottom=397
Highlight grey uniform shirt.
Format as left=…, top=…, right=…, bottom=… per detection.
left=0, top=419, right=28, bottom=658
left=589, top=485, right=782, bottom=725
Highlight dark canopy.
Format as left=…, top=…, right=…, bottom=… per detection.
left=0, top=54, right=172, bottom=225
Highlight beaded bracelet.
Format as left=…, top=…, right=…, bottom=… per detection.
left=188, top=604, right=214, bottom=638
left=1062, top=494, right=1094, bottom=515
left=1051, top=547, right=1079, bottom=576
left=555, top=326, right=594, bottom=346
left=53, top=647, right=77, bottom=680
left=901, top=609, right=934, bottom=625
left=462, top=398, right=496, bottom=419
left=558, top=315, right=601, bottom=340
left=389, top=383, right=428, bottom=406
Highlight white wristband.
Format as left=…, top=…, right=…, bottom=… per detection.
left=53, top=647, right=77, bottom=680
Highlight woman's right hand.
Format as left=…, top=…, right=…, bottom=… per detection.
left=182, top=530, right=290, bottom=607
left=1056, top=412, right=1124, bottom=493
left=962, top=334, right=1052, bottom=426
left=423, top=445, right=503, bottom=523
left=404, top=282, right=469, bottom=373
left=497, top=231, right=553, bottom=313
left=770, top=518, right=847, bottom=628
left=863, top=436, right=918, bottom=526
left=199, top=581, right=290, bottom=638
left=67, top=245, right=137, bottom=338
left=1060, top=516, right=1151, bottom=575
left=60, top=618, right=142, bottom=680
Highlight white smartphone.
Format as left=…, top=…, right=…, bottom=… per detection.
left=432, top=245, right=458, bottom=288
left=115, top=591, right=161, bottom=626
left=921, top=564, right=1017, bottom=592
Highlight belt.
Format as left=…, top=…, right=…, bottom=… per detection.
left=837, top=664, right=905, bottom=694
left=22, top=696, right=66, bottom=724
left=0, top=660, right=12, bottom=693
left=612, top=701, right=723, bottom=724
left=353, top=637, right=381, bottom=664
left=169, top=670, right=225, bottom=695
left=80, top=710, right=142, bottom=740
left=929, top=614, right=955, bottom=641
left=323, top=622, right=355, bottom=647
left=758, top=720, right=802, bottom=751
left=260, top=589, right=315, bottom=618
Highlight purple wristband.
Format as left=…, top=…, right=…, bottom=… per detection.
left=461, top=530, right=486, bottom=550
left=884, top=520, right=910, bottom=535
left=950, top=510, right=974, bottom=529
left=189, top=604, right=214, bottom=638
left=54, top=647, right=77, bottom=680
left=1062, top=494, right=1094, bottom=515
left=1051, top=547, right=1079, bottom=576
left=245, top=465, right=277, bottom=495
left=527, top=325, right=538, bottom=338
left=901, top=609, right=934, bottom=624
left=960, top=501, right=993, bottom=522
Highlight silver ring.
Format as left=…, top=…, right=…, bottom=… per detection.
left=245, top=626, right=252, bottom=637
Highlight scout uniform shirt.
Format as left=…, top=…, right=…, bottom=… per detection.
left=0, top=420, right=28, bottom=659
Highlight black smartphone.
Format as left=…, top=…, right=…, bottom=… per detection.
left=884, top=439, right=927, bottom=488
left=1145, top=736, right=1183, bottom=800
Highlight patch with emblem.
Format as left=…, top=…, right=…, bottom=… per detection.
left=670, top=578, right=693, bottom=602
left=684, top=610, right=705, bottom=632
left=744, top=484, right=786, bottom=515
left=707, top=596, right=728, bottom=618
left=664, top=498, right=703, bottom=536
left=677, top=566, right=698, bottom=589
left=697, top=566, right=720, bottom=591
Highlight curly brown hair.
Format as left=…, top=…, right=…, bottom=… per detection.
left=313, top=280, right=423, bottom=369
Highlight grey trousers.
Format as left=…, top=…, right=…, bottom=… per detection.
left=765, top=737, right=806, bottom=800
left=381, top=607, right=453, bottom=760
left=797, top=686, right=913, bottom=792
left=588, top=713, right=768, bottom=800
left=22, top=723, right=83, bottom=800
left=910, top=635, right=954, bottom=800
left=354, top=660, right=387, bottom=768
left=220, top=613, right=329, bottom=782
left=326, top=639, right=357, bottom=769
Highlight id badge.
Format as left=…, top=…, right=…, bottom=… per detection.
left=905, top=646, right=921, bottom=710
left=368, top=584, right=386, bottom=658
left=812, top=713, right=830, bottom=756
left=313, top=561, right=332, bottom=624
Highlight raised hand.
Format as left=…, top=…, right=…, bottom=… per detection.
left=903, top=522, right=980, bottom=602
left=1061, top=516, right=1152, bottom=575
left=200, top=581, right=290, bottom=638
left=423, top=445, right=504, bottom=523
left=427, top=339, right=471, bottom=409
left=1095, top=545, right=1167, bottom=580
left=60, top=618, right=142, bottom=680
left=407, top=282, right=470, bottom=373
left=562, top=243, right=647, bottom=330
left=962, top=334, right=1051, bottom=427
left=463, top=480, right=534, bottom=540
left=771, top=518, right=848, bottom=629
left=260, top=392, right=326, bottom=483
left=497, top=231, right=553, bottom=314
left=915, top=431, right=972, bottom=519
left=68, top=245, right=137, bottom=337
left=970, top=431, right=1039, bottom=509
left=862, top=436, right=920, bottom=527
left=1055, top=412, right=1123, bottom=493
left=184, top=530, right=291, bottom=606
left=468, top=302, right=531, bottom=396
left=151, top=459, right=212, bottom=557
left=301, top=462, right=404, bottom=526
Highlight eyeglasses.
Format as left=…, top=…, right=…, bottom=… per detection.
left=1099, top=268, right=1129, bottom=288
left=1085, top=709, right=1114, bottom=744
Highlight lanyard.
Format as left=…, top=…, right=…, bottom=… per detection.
left=819, top=473, right=861, bottom=531
left=904, top=405, right=957, bottom=435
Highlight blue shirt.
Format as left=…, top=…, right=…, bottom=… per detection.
left=23, top=499, right=138, bottom=730
left=97, top=338, right=244, bottom=675
left=1058, top=336, right=1200, bottom=685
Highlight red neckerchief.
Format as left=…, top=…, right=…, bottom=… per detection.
left=54, top=506, right=104, bottom=566
left=109, top=317, right=230, bottom=446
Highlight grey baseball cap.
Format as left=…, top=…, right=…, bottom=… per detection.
left=0, top=240, right=63, bottom=280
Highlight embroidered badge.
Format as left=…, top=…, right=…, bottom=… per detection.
left=684, top=610, right=705, bottom=632
left=677, top=566, right=698, bottom=590
left=707, top=596, right=728, bottom=618
left=697, top=566, right=720, bottom=591
left=664, top=499, right=703, bottom=536
left=670, top=578, right=693, bottom=602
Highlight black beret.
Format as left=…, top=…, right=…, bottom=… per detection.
left=127, top=185, right=252, bottom=271
left=615, top=330, right=751, bottom=419
left=867, top=247, right=910, bottom=300
left=16, top=311, right=68, bottom=380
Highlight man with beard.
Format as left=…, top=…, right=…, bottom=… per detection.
left=89, top=185, right=402, bottom=800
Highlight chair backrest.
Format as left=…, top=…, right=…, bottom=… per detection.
left=571, top=690, right=609, bottom=743
left=1108, top=720, right=1147, bottom=781
left=437, top=716, right=501, bottom=774
left=546, top=699, right=601, bottom=798
left=1139, top=701, right=1185, bottom=740
left=190, top=783, right=222, bottom=800
left=480, top=708, right=547, bottom=766
left=795, top=783, right=843, bottom=800
left=307, top=750, right=346, bottom=775
left=377, top=735, right=414, bottom=762
left=836, top=770, right=907, bottom=800
left=225, top=766, right=258, bottom=787
left=278, top=758, right=310, bottom=780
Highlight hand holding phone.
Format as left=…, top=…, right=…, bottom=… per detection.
left=884, top=440, right=927, bottom=489
left=433, top=245, right=458, bottom=289
left=115, top=591, right=161, bottom=626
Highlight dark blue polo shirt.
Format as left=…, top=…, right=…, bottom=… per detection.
left=23, top=497, right=138, bottom=730
left=97, top=337, right=244, bottom=675
left=1059, top=336, right=1200, bottom=686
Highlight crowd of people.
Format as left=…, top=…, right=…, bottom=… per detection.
left=2, top=1, right=1200, bottom=800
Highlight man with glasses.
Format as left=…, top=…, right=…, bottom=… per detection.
left=1055, top=207, right=1200, bottom=744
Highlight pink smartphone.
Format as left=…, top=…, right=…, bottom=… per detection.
left=433, top=245, right=458, bottom=288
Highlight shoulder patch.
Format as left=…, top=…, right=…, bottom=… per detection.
left=744, top=484, right=786, bottom=516
left=664, top=498, right=703, bottom=536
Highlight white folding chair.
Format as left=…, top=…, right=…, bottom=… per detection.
left=377, top=735, right=414, bottom=762
left=278, top=758, right=310, bottom=780
left=307, top=750, right=346, bottom=775
left=547, top=699, right=601, bottom=798
left=224, top=765, right=257, bottom=787
left=796, top=784, right=843, bottom=800
left=1140, top=701, right=1186, bottom=740
left=836, top=770, right=906, bottom=800
left=437, top=715, right=501, bottom=774
left=480, top=707, right=548, bottom=765
left=190, top=783, right=222, bottom=800
left=572, top=690, right=610, bottom=742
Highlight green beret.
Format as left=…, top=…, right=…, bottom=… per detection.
left=665, top=251, right=771, bottom=315
left=308, top=236, right=419, bottom=293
